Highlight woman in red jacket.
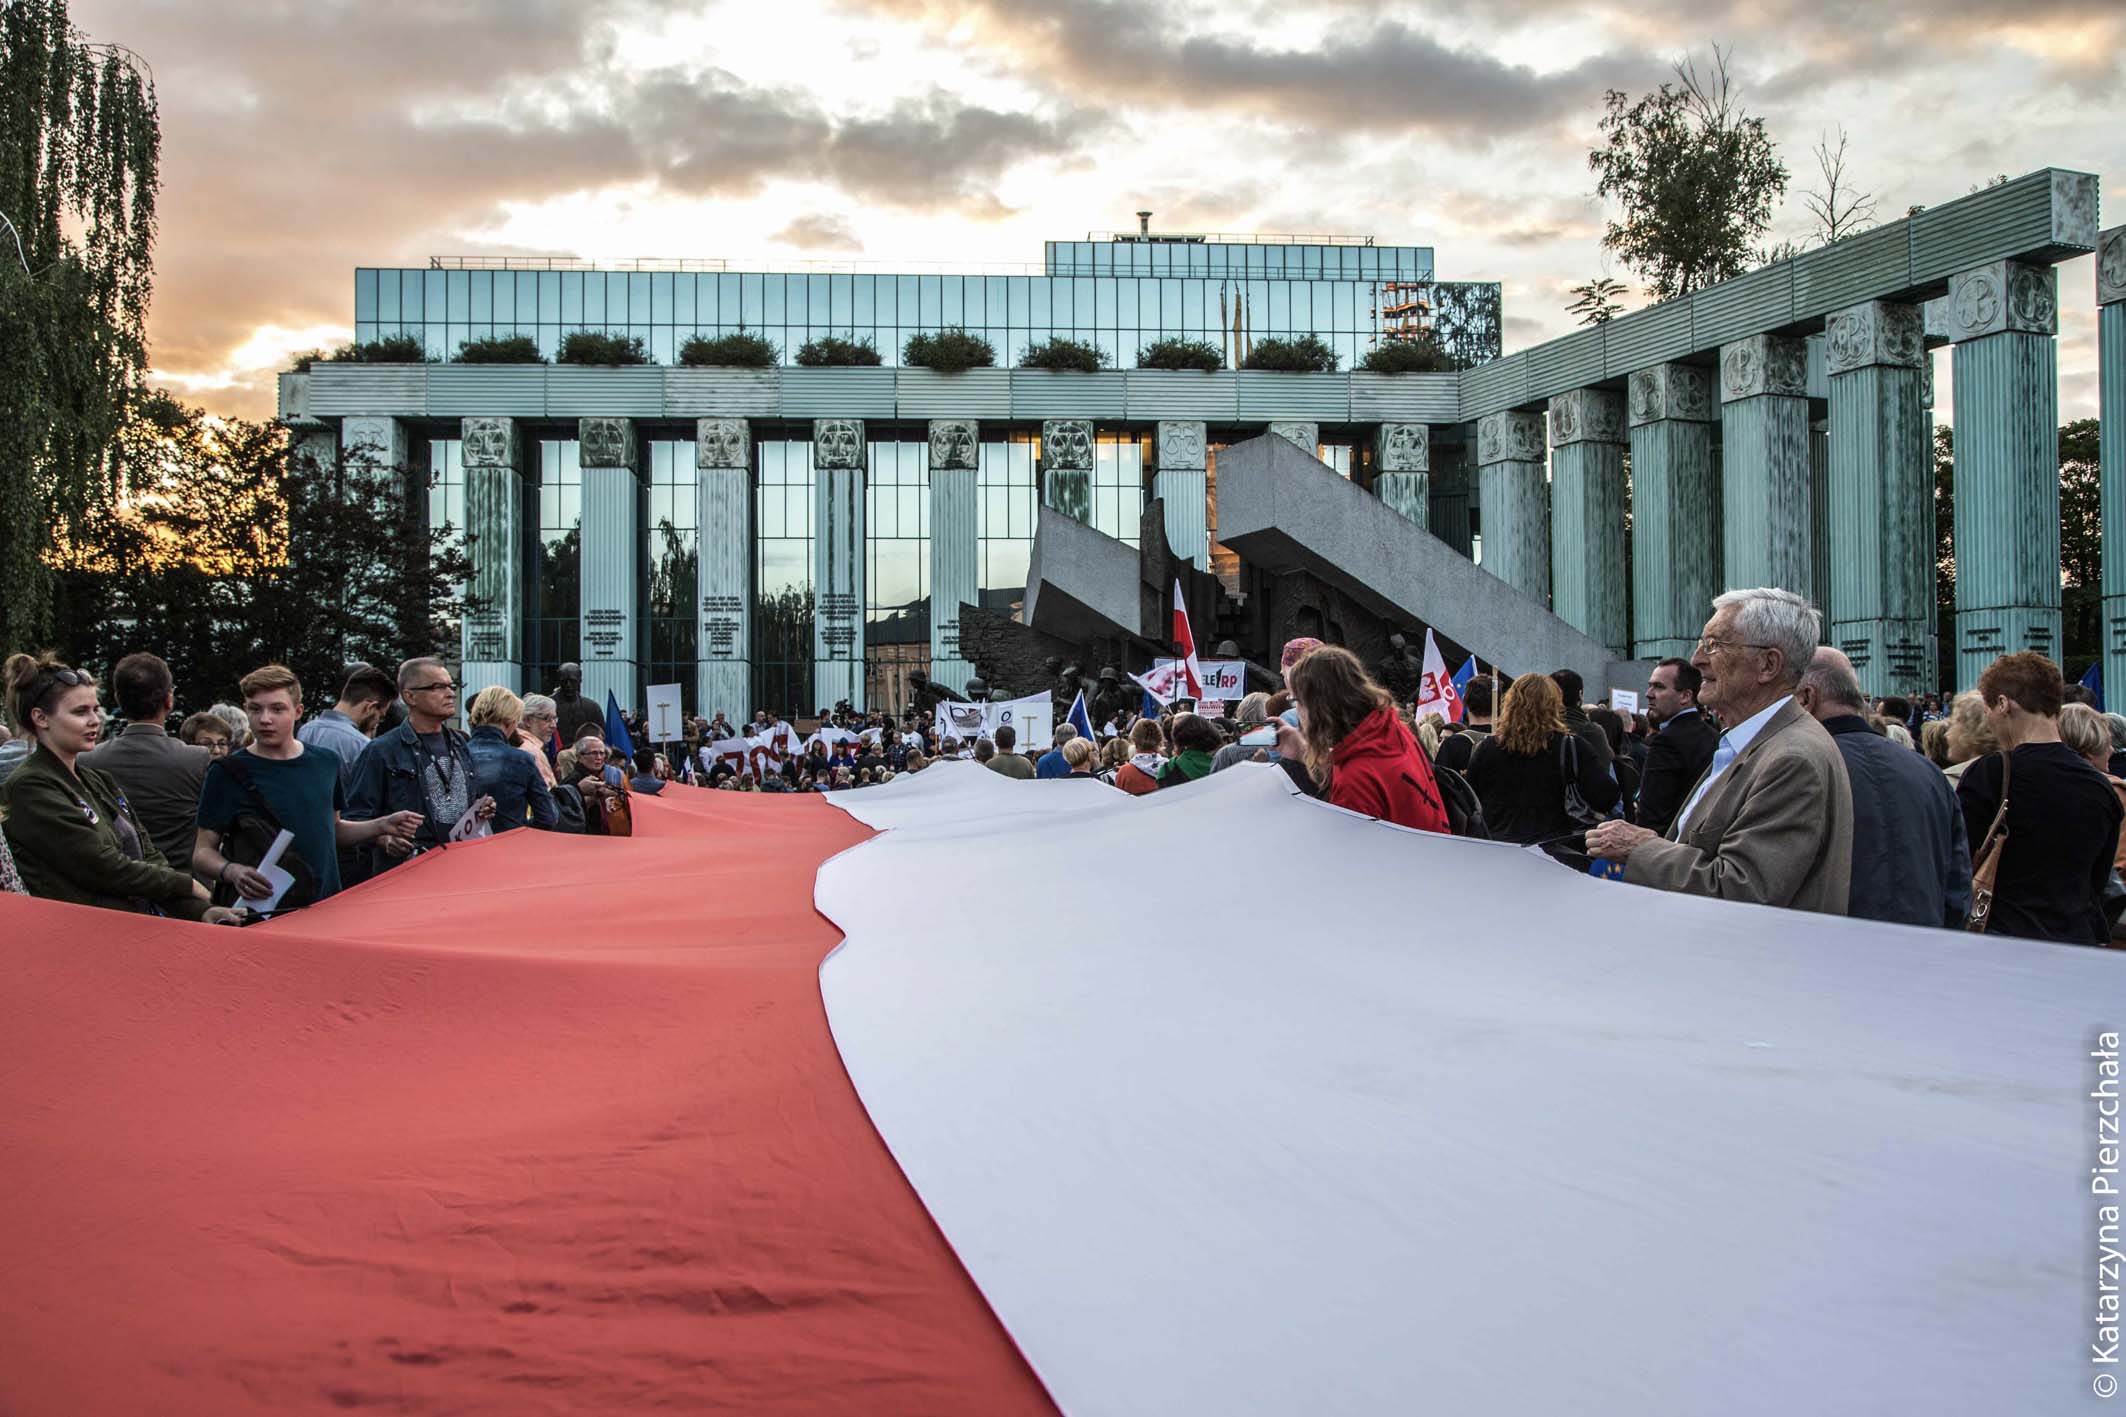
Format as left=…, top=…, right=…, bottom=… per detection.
left=1275, top=646, right=1450, bottom=834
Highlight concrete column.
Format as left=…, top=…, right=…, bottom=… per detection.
left=1627, top=363, right=1718, bottom=661
left=339, top=415, right=408, bottom=477
left=1718, top=334, right=1813, bottom=595
left=2097, top=228, right=2126, bottom=700
left=459, top=417, right=524, bottom=694
left=1269, top=421, right=1320, bottom=460
left=1041, top=419, right=1093, bottom=521
left=927, top=419, right=979, bottom=694
left=695, top=418, right=750, bottom=722
left=1474, top=410, right=1549, bottom=602
left=577, top=417, right=641, bottom=714
left=1153, top=421, right=1210, bottom=567
left=1546, top=389, right=1628, bottom=655
left=1373, top=422, right=1430, bottom=529
left=812, top=418, right=866, bottom=711
left=1823, top=300, right=1932, bottom=696
left=1809, top=420, right=1831, bottom=622
left=1945, top=260, right=2062, bottom=685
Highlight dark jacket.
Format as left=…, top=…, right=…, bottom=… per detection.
left=1324, top=706, right=1450, bottom=834
left=1957, top=742, right=2122, bottom=945
left=1, top=745, right=209, bottom=919
left=1467, top=729, right=1621, bottom=845
left=1636, top=709, right=1719, bottom=837
left=1431, top=725, right=1488, bottom=775
left=1822, top=715, right=1971, bottom=928
left=345, top=720, right=476, bottom=874
left=77, top=722, right=211, bottom=876
left=553, top=693, right=604, bottom=752
left=466, top=725, right=558, bottom=832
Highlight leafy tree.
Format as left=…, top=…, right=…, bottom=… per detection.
left=1429, top=283, right=1504, bottom=369
left=1018, top=336, right=1106, bottom=372
left=557, top=330, right=649, bottom=365
left=453, top=334, right=545, bottom=364
left=902, top=327, right=996, bottom=371
left=1589, top=45, right=1788, bottom=298
left=1566, top=277, right=1627, bottom=326
left=1241, top=335, right=1338, bottom=373
left=1357, top=336, right=1456, bottom=373
left=1136, top=337, right=1223, bottom=371
left=1, top=0, right=161, bottom=647
left=795, top=333, right=882, bottom=367
left=678, top=331, right=777, bottom=367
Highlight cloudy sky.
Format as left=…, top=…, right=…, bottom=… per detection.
left=74, top=0, right=2125, bottom=421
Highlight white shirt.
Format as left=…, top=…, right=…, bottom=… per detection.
left=1672, top=695, right=1791, bottom=836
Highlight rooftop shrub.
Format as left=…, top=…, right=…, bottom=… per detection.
left=453, top=334, right=547, bottom=364
left=1240, top=335, right=1338, bottom=373
left=1018, top=337, right=1107, bottom=372
left=1356, top=336, right=1456, bottom=374
left=795, top=334, right=883, bottom=367
left=1136, top=337, right=1223, bottom=372
left=677, top=331, right=778, bottom=368
left=557, top=331, right=651, bottom=366
left=902, top=328, right=997, bottom=372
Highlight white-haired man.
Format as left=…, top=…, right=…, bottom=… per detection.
left=1586, top=588, right=1854, bottom=914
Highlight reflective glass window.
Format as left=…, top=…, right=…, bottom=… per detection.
left=355, top=270, right=378, bottom=322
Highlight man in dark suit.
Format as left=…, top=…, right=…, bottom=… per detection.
left=78, top=652, right=212, bottom=877
left=1634, top=657, right=1719, bottom=837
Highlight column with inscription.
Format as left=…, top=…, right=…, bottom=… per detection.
left=460, top=417, right=524, bottom=693
left=577, top=417, right=642, bottom=714
left=1373, top=422, right=1430, bottom=529
left=927, top=419, right=979, bottom=695
left=695, top=417, right=751, bottom=722
left=2097, top=227, right=2126, bottom=700
left=1718, top=334, right=1813, bottom=597
left=1547, top=389, right=1628, bottom=655
left=1154, top=420, right=1209, bottom=567
left=1041, top=418, right=1093, bottom=522
left=813, top=418, right=867, bottom=711
left=1628, top=363, right=1718, bottom=660
left=1473, top=410, right=1549, bottom=602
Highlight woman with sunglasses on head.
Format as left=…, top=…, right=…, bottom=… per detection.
left=1, top=653, right=241, bottom=923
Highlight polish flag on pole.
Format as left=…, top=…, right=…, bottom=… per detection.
left=1172, top=579, right=1206, bottom=700
left=1412, top=629, right=1465, bottom=723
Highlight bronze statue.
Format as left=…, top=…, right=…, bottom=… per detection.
left=552, top=662, right=603, bottom=748
left=1376, top=633, right=1424, bottom=705
left=1091, top=666, right=1133, bottom=728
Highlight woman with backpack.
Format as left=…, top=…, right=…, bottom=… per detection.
left=1465, top=673, right=1620, bottom=846
left=1273, top=646, right=1450, bottom=835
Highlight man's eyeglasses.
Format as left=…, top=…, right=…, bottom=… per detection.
left=406, top=681, right=457, bottom=696
left=1695, top=636, right=1775, bottom=657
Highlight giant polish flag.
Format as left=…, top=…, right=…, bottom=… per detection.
left=3, top=765, right=2111, bottom=1413
left=1412, top=627, right=1464, bottom=722
left=1170, top=577, right=1205, bottom=699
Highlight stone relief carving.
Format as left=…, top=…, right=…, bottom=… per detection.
left=2008, top=264, right=2057, bottom=332
left=460, top=416, right=517, bottom=467
left=1156, top=420, right=1207, bottom=469
left=1719, top=335, right=1806, bottom=401
left=695, top=418, right=749, bottom=470
left=813, top=418, right=865, bottom=469
left=1268, top=421, right=1319, bottom=453
left=1946, top=262, right=2056, bottom=340
left=1824, top=301, right=1923, bottom=375
left=927, top=419, right=978, bottom=471
left=578, top=417, right=634, bottom=468
left=1475, top=411, right=1544, bottom=463
left=1547, top=389, right=1624, bottom=446
left=1374, top=422, right=1429, bottom=472
left=2099, top=228, right=2126, bottom=306
left=1041, top=419, right=1093, bottom=470
left=2053, top=170, right=2099, bottom=249
left=1626, top=364, right=1714, bottom=425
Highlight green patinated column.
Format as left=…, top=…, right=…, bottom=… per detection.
left=696, top=418, right=752, bottom=722
left=927, top=419, right=980, bottom=696
left=1373, top=422, right=1430, bottom=528
left=2098, top=227, right=2126, bottom=699
left=1627, top=363, right=1718, bottom=660
left=460, top=417, right=524, bottom=693
left=1824, top=300, right=1932, bottom=695
left=1154, top=421, right=1210, bottom=567
left=1718, top=333, right=1813, bottom=595
left=1547, top=388, right=1628, bottom=654
left=1041, top=419, right=1093, bottom=521
left=1945, top=260, right=2062, bottom=686
left=1474, top=410, right=1549, bottom=602
left=812, top=418, right=867, bottom=711
left=578, top=417, right=643, bottom=714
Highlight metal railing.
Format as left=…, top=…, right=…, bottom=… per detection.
left=1084, top=231, right=1380, bottom=246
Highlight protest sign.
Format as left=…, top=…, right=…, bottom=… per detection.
left=935, top=701, right=987, bottom=744
left=1609, top=689, right=1640, bottom=714
left=987, top=692, right=1052, bottom=751
left=1153, top=658, right=1246, bottom=699
left=646, top=683, right=685, bottom=742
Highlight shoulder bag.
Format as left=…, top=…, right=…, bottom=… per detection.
left=1559, top=733, right=1604, bottom=831
left=210, top=756, right=319, bottom=912
left=1965, top=750, right=2011, bottom=934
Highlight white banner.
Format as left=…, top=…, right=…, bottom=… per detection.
left=934, top=701, right=987, bottom=745
left=1154, top=658, right=1246, bottom=699
left=987, top=692, right=1052, bottom=752
left=645, top=683, right=685, bottom=742
left=1610, top=688, right=1641, bottom=714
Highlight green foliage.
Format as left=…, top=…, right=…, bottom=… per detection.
left=1566, top=277, right=1627, bottom=326
left=795, top=333, right=882, bottom=367
left=1357, top=336, right=1455, bottom=374
left=557, top=330, right=650, bottom=366
left=1, top=0, right=162, bottom=648
left=1018, top=337, right=1106, bottom=372
left=677, top=330, right=777, bottom=367
left=1241, top=335, right=1339, bottom=373
left=1589, top=45, right=1788, bottom=298
left=1137, top=338, right=1224, bottom=371
left=289, top=349, right=325, bottom=372
left=324, top=334, right=432, bottom=363
left=47, top=394, right=471, bottom=710
left=452, top=334, right=546, bottom=364
left=902, top=327, right=996, bottom=371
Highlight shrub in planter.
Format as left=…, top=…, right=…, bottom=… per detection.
left=795, top=334, right=883, bottom=367
left=677, top=331, right=778, bottom=368
left=289, top=349, right=325, bottom=372
left=1240, top=335, right=1338, bottom=373
left=557, top=331, right=651, bottom=366
left=902, top=327, right=997, bottom=372
left=1136, top=337, right=1224, bottom=372
left=1357, top=336, right=1455, bottom=374
left=1018, top=336, right=1106, bottom=372
left=453, top=334, right=547, bottom=364
left=322, top=334, right=433, bottom=364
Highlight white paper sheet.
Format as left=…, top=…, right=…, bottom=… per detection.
left=246, top=829, right=298, bottom=917
left=818, top=765, right=2120, bottom=1416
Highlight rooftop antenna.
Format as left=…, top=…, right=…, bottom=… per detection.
left=1136, top=210, right=1152, bottom=237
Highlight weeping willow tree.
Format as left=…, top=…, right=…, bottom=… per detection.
left=0, top=0, right=160, bottom=649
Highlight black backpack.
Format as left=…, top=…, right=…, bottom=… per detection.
left=208, top=755, right=320, bottom=912
left=1429, top=763, right=1491, bottom=840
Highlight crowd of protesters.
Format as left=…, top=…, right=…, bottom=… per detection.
left=5, top=583, right=2123, bottom=949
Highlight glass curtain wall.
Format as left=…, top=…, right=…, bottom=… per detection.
left=526, top=439, right=581, bottom=699
left=646, top=440, right=699, bottom=717
left=753, top=436, right=814, bottom=718
left=865, top=438, right=929, bottom=715
left=978, top=436, right=1037, bottom=616
left=1090, top=434, right=1148, bottom=546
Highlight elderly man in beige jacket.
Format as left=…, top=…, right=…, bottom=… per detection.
left=1586, top=587, right=1854, bottom=915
